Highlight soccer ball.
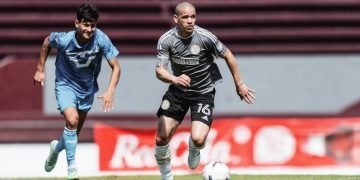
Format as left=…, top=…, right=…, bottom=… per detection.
left=202, top=161, right=230, bottom=180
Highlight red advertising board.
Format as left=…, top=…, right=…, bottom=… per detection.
left=94, top=118, right=360, bottom=172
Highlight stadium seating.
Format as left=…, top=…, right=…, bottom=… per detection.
left=1, top=0, right=360, bottom=57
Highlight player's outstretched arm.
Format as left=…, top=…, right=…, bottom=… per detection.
left=223, top=49, right=255, bottom=104
left=155, top=65, right=190, bottom=87
left=97, top=58, right=121, bottom=112
left=33, top=36, right=51, bottom=86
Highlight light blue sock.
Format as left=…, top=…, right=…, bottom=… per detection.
left=54, top=136, right=65, bottom=154
left=63, top=127, right=78, bottom=167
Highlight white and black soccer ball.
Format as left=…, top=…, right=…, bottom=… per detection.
left=202, top=161, right=230, bottom=180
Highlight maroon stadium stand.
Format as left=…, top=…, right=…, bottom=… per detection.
left=1, top=0, right=360, bottom=57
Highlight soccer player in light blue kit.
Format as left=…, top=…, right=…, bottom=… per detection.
left=33, top=3, right=121, bottom=180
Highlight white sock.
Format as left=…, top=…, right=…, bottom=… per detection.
left=189, top=138, right=203, bottom=152
left=155, top=144, right=173, bottom=180
left=155, top=144, right=171, bottom=164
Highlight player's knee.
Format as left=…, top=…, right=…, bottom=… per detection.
left=191, top=136, right=206, bottom=148
left=65, top=118, right=78, bottom=129
left=156, top=135, right=170, bottom=146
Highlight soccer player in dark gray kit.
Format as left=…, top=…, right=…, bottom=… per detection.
left=154, top=1, right=255, bottom=179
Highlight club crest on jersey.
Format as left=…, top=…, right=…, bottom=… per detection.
left=161, top=100, right=170, bottom=110
left=66, top=46, right=99, bottom=68
left=190, top=45, right=200, bottom=55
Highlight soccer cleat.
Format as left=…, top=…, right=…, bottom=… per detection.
left=159, top=162, right=173, bottom=180
left=44, top=140, right=59, bottom=172
left=67, top=166, right=79, bottom=180
left=187, top=148, right=201, bottom=170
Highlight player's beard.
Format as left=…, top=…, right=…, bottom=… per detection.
left=185, top=24, right=193, bottom=31
left=183, top=26, right=193, bottom=36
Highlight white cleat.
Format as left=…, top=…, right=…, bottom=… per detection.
left=159, top=163, right=173, bottom=180
left=44, top=140, right=59, bottom=172
left=188, top=149, right=200, bottom=170
left=67, top=166, right=79, bottom=180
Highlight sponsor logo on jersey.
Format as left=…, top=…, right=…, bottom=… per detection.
left=172, top=57, right=199, bottom=65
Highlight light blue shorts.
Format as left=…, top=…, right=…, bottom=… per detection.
left=55, top=85, right=94, bottom=113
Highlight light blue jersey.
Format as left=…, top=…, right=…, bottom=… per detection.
left=49, top=29, right=119, bottom=98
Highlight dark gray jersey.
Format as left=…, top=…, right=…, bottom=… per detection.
left=157, top=25, right=228, bottom=94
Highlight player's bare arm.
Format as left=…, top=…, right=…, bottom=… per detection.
left=156, top=65, right=191, bottom=87
left=33, top=36, right=51, bottom=86
left=97, top=58, right=121, bottom=112
left=223, top=49, right=255, bottom=104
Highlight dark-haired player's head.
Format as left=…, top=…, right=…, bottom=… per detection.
left=77, top=3, right=99, bottom=22
left=75, top=3, right=99, bottom=43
